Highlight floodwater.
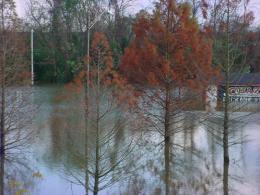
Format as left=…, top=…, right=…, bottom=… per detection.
left=3, top=85, right=260, bottom=195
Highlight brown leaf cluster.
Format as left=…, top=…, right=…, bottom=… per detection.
left=121, top=0, right=219, bottom=92
left=66, top=32, right=137, bottom=108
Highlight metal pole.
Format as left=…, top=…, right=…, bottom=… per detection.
left=31, top=29, right=34, bottom=85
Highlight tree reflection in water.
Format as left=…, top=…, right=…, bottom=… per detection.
left=1, top=152, right=43, bottom=194
left=48, top=87, right=141, bottom=194
left=123, top=112, right=251, bottom=194
left=29, top=86, right=260, bottom=195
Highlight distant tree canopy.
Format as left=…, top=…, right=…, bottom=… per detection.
left=0, top=0, right=29, bottom=85
left=10, top=0, right=259, bottom=83
left=26, top=0, right=134, bottom=83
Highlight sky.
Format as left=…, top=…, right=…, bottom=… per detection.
left=15, top=0, right=260, bottom=26
left=248, top=0, right=260, bottom=25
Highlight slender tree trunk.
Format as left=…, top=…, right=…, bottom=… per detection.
left=164, top=138, right=170, bottom=195
left=0, top=65, right=5, bottom=195
left=0, top=56, right=4, bottom=195
left=164, top=5, right=172, bottom=194
left=84, top=81, right=89, bottom=195
left=0, top=47, right=5, bottom=195
left=223, top=70, right=230, bottom=195
left=223, top=157, right=229, bottom=195
left=223, top=1, right=230, bottom=195
left=0, top=154, right=3, bottom=195
left=84, top=10, right=91, bottom=195
left=164, top=85, right=170, bottom=195
left=0, top=0, right=5, bottom=193
left=94, top=50, right=101, bottom=195
left=93, top=119, right=100, bottom=195
left=223, top=71, right=230, bottom=165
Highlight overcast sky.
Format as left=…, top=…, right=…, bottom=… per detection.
left=15, top=0, right=260, bottom=25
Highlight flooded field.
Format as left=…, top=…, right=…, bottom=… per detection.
left=3, top=85, right=260, bottom=195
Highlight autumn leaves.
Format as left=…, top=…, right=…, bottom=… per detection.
left=67, top=0, right=218, bottom=117
left=121, top=0, right=217, bottom=92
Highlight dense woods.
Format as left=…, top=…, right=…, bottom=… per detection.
left=0, top=0, right=260, bottom=194
left=22, top=0, right=260, bottom=83
left=26, top=0, right=134, bottom=82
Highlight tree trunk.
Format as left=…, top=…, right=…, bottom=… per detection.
left=0, top=82, right=5, bottom=195
left=0, top=65, right=4, bottom=195
left=223, top=72, right=230, bottom=195
left=93, top=106, right=100, bottom=194
left=164, top=137, right=170, bottom=195
left=84, top=84, right=89, bottom=195
left=0, top=45, right=5, bottom=195
left=223, top=77, right=230, bottom=165
left=223, top=157, right=229, bottom=195
left=94, top=49, right=101, bottom=195
left=0, top=0, right=5, bottom=192
left=84, top=13, right=91, bottom=195
left=93, top=128, right=99, bottom=195
left=164, top=85, right=171, bottom=195
left=223, top=1, right=230, bottom=194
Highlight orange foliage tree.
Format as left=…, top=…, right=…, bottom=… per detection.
left=67, top=32, right=135, bottom=106
left=65, top=32, right=137, bottom=195
left=121, top=0, right=215, bottom=89
left=120, top=0, right=217, bottom=194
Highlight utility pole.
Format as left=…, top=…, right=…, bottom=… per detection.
left=31, top=29, right=34, bottom=85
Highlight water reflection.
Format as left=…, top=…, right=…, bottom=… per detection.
left=0, top=87, right=40, bottom=195
left=122, top=111, right=259, bottom=195
left=3, top=158, right=42, bottom=194
left=46, top=86, right=140, bottom=194
left=5, top=86, right=260, bottom=195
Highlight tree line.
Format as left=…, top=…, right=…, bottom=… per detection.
left=11, top=0, right=260, bottom=83
left=25, top=0, right=134, bottom=82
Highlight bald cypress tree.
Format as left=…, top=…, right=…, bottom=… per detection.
left=0, top=1, right=32, bottom=194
